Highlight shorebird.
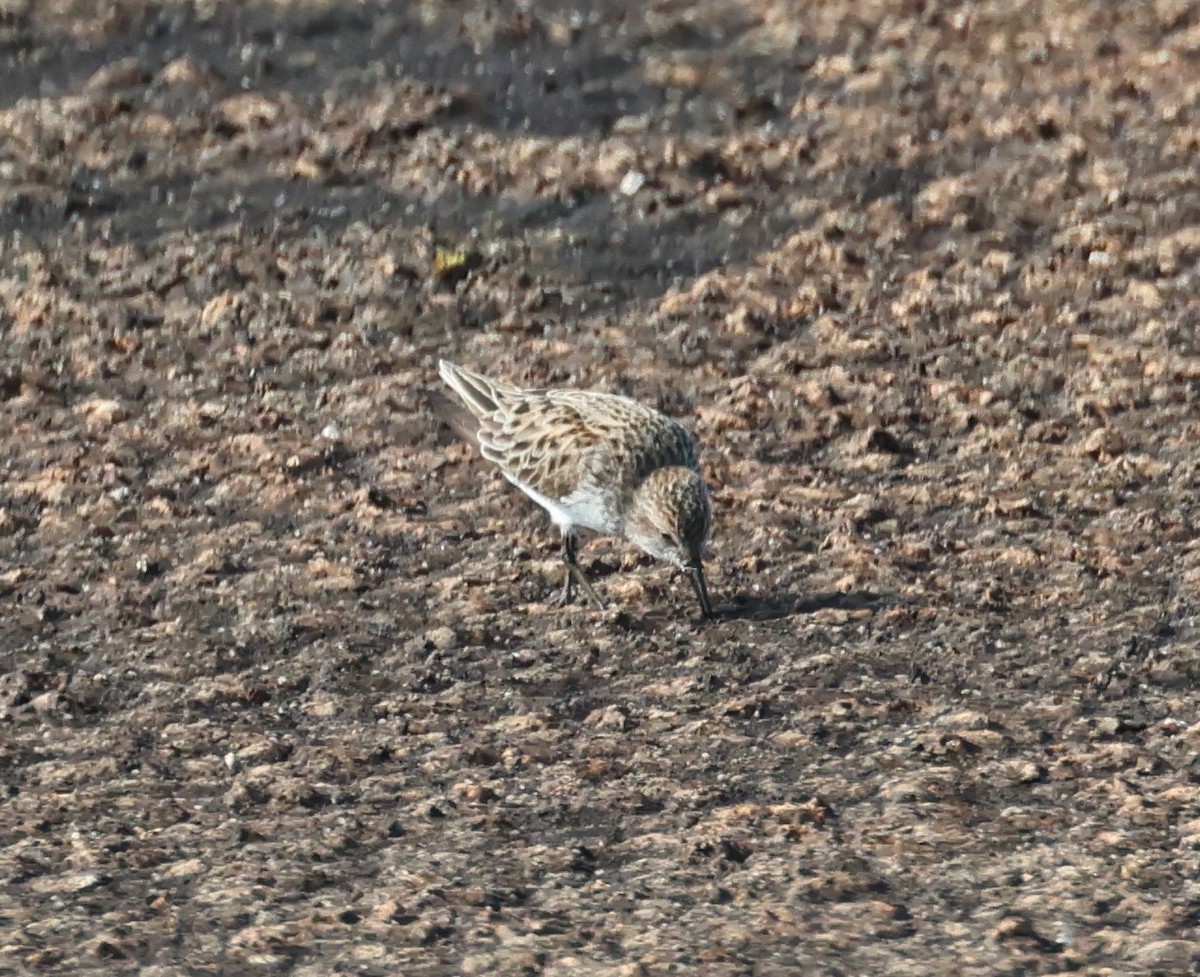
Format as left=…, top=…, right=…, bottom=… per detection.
left=433, top=360, right=714, bottom=617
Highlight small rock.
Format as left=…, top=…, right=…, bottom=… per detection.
left=200, top=292, right=244, bottom=330
left=76, top=397, right=129, bottom=428
left=85, top=57, right=150, bottom=93
left=461, top=953, right=497, bottom=975
left=619, top=171, right=646, bottom=196
left=29, top=691, right=62, bottom=714
left=372, top=899, right=412, bottom=922
left=584, top=704, right=629, bottom=730
left=302, top=695, right=340, bottom=719
left=1132, top=939, right=1195, bottom=969
left=157, top=56, right=219, bottom=89
left=87, top=936, right=128, bottom=960
left=293, top=153, right=336, bottom=182
left=990, top=913, right=1059, bottom=950
left=1126, top=279, right=1162, bottom=308
left=1078, top=427, right=1126, bottom=459
left=425, top=626, right=458, bottom=651
left=706, top=183, right=745, bottom=209
left=452, top=781, right=498, bottom=804
left=611, top=113, right=651, bottom=135
left=217, top=93, right=282, bottom=130
left=983, top=249, right=1015, bottom=272
left=31, top=871, right=106, bottom=894
left=163, top=857, right=206, bottom=880
left=577, top=757, right=621, bottom=781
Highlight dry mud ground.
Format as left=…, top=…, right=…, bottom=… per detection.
left=2, top=1, right=1200, bottom=974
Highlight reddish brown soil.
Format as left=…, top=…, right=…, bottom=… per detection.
left=2, top=1, right=1200, bottom=974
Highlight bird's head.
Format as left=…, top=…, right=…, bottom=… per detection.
left=624, top=467, right=714, bottom=617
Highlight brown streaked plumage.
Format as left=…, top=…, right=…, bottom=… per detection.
left=434, top=360, right=715, bottom=617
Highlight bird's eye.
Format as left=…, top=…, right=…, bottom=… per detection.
left=660, top=532, right=674, bottom=545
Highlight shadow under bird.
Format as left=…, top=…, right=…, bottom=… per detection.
left=433, top=360, right=715, bottom=618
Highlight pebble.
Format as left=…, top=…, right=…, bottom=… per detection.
left=425, top=626, right=458, bottom=651
left=619, top=171, right=647, bottom=196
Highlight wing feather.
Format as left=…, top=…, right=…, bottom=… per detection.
left=439, top=361, right=700, bottom=507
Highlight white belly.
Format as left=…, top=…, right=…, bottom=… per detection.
left=505, top=474, right=620, bottom=536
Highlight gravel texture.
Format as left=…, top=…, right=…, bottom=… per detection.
left=2, top=1, right=1200, bottom=974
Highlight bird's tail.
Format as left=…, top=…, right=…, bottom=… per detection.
left=437, top=360, right=519, bottom=419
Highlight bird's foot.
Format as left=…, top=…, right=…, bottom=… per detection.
left=551, top=566, right=605, bottom=611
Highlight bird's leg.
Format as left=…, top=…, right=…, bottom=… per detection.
left=555, top=529, right=576, bottom=607
left=554, top=529, right=605, bottom=610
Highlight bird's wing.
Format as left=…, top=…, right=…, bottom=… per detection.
left=476, top=395, right=606, bottom=502
left=478, top=391, right=699, bottom=502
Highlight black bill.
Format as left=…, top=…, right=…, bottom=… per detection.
left=687, top=564, right=714, bottom=619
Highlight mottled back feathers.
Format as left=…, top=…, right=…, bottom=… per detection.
left=438, top=360, right=701, bottom=507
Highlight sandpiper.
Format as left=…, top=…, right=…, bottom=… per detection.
left=434, top=360, right=714, bottom=617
